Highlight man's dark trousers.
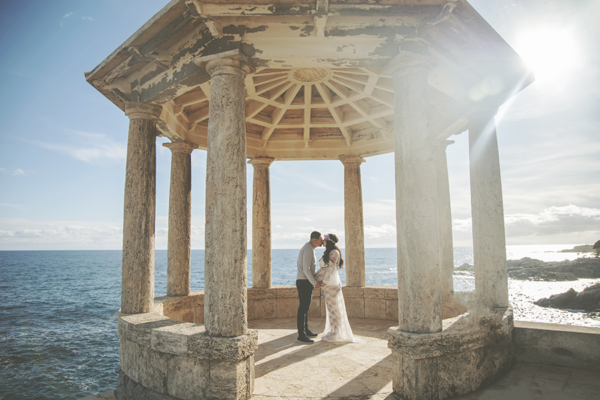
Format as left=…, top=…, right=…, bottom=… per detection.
left=296, top=279, right=313, bottom=337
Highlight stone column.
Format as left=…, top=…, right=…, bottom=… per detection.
left=468, top=108, right=509, bottom=309
left=339, top=155, right=366, bottom=287
left=163, top=140, right=194, bottom=297
left=434, top=140, right=455, bottom=314
left=121, top=102, right=162, bottom=314
left=249, top=157, right=275, bottom=288
left=199, top=51, right=253, bottom=338
left=389, top=52, right=442, bottom=333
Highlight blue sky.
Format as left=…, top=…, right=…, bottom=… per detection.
left=0, top=0, right=599, bottom=250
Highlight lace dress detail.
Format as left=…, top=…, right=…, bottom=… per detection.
left=315, top=250, right=358, bottom=343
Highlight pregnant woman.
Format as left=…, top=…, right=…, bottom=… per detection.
left=315, top=234, right=358, bottom=343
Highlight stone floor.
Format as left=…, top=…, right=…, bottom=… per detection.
left=83, top=317, right=600, bottom=400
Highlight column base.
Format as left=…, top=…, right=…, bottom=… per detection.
left=117, top=312, right=257, bottom=400
left=388, top=308, right=515, bottom=400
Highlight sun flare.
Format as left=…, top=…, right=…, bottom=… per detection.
left=515, top=27, right=581, bottom=84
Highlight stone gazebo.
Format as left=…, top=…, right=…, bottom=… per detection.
left=85, top=1, right=532, bottom=399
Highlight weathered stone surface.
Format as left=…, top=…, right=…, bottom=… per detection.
left=119, top=313, right=180, bottom=347
left=275, top=298, right=297, bottom=318
left=167, top=355, right=209, bottom=400
left=340, top=155, right=366, bottom=287
left=120, top=338, right=140, bottom=383
left=118, top=309, right=256, bottom=400
left=384, top=288, right=399, bottom=300
left=469, top=109, right=509, bottom=309
left=247, top=299, right=256, bottom=321
left=345, top=297, right=365, bottom=318
left=247, top=288, right=276, bottom=300
left=163, top=141, right=194, bottom=297
left=364, top=287, right=386, bottom=299
left=205, top=359, right=248, bottom=400
left=388, top=308, right=513, bottom=359
left=152, top=322, right=202, bottom=356
left=434, top=140, right=455, bottom=308
left=121, top=102, right=162, bottom=314
left=138, top=341, right=171, bottom=394
left=255, top=299, right=276, bottom=319
left=201, top=53, right=252, bottom=337
left=386, top=298, right=399, bottom=321
left=366, top=298, right=387, bottom=320
left=250, top=157, right=274, bottom=289
left=389, top=308, right=515, bottom=400
left=307, top=296, right=321, bottom=317
left=513, top=321, right=600, bottom=371
left=342, top=286, right=365, bottom=298
left=188, top=330, right=258, bottom=362
left=275, top=286, right=298, bottom=298
left=389, top=52, right=442, bottom=333
left=117, top=370, right=178, bottom=400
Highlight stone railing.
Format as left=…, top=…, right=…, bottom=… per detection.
left=117, top=312, right=256, bottom=400
left=155, top=286, right=404, bottom=324
left=154, top=285, right=468, bottom=324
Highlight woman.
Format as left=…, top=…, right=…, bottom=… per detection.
left=315, top=234, right=358, bottom=343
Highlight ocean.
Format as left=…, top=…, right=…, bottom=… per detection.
left=0, top=245, right=598, bottom=400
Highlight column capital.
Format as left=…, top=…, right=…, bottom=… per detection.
left=467, top=102, right=499, bottom=121
left=124, top=102, right=162, bottom=120
left=248, top=156, right=275, bottom=167
left=433, top=139, right=455, bottom=150
left=195, top=49, right=254, bottom=78
left=339, top=155, right=365, bottom=166
left=163, top=140, right=195, bottom=154
left=386, top=51, right=435, bottom=79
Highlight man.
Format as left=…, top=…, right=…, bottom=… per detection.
left=296, top=231, right=324, bottom=343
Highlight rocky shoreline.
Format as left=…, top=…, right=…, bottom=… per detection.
left=456, top=257, right=600, bottom=282
left=455, top=257, right=600, bottom=314
left=534, top=283, right=600, bottom=313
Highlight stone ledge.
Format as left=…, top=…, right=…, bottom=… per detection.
left=513, top=320, right=600, bottom=371
left=388, top=308, right=514, bottom=359
left=188, top=331, right=258, bottom=362
left=119, top=312, right=258, bottom=362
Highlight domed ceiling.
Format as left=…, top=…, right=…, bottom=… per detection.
left=175, top=66, right=402, bottom=160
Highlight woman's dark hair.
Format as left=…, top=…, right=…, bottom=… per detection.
left=322, top=233, right=343, bottom=267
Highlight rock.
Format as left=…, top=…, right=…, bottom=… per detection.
left=560, top=244, right=593, bottom=253
left=534, top=283, right=600, bottom=311
left=570, top=283, right=600, bottom=311
left=507, top=257, right=600, bottom=281
left=534, top=288, right=577, bottom=308
left=455, top=263, right=474, bottom=272
left=454, top=257, right=600, bottom=282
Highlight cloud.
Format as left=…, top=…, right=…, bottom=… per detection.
left=364, top=224, right=396, bottom=239
left=12, top=169, right=24, bottom=176
left=0, top=218, right=123, bottom=249
left=60, top=12, right=74, bottom=26
left=452, top=204, right=600, bottom=243
left=82, top=16, right=94, bottom=21
left=35, top=129, right=126, bottom=163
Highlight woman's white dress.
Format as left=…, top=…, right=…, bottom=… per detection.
left=315, top=250, right=358, bottom=343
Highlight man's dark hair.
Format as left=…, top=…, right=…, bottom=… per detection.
left=310, top=231, right=321, bottom=240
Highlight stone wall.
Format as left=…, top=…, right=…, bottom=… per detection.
left=155, top=286, right=467, bottom=324
left=117, top=312, right=256, bottom=400
left=513, top=321, right=600, bottom=371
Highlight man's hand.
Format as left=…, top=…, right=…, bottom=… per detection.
left=314, top=282, right=324, bottom=288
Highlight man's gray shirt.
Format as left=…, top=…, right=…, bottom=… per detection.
left=297, top=242, right=318, bottom=285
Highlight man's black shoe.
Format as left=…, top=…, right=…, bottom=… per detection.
left=305, top=330, right=318, bottom=337
left=297, top=336, right=314, bottom=344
